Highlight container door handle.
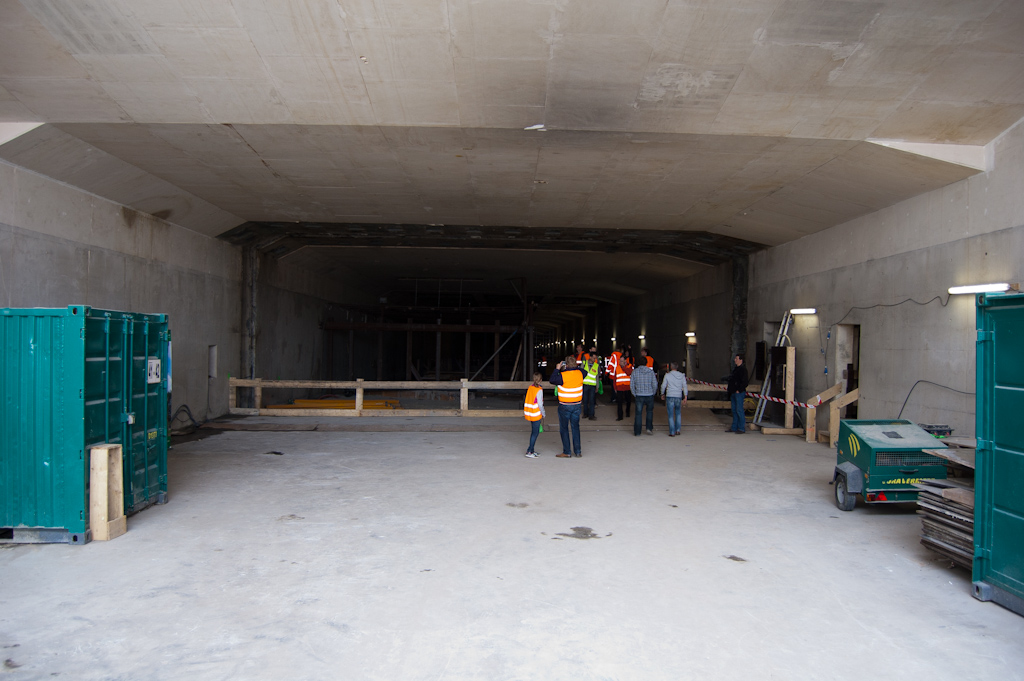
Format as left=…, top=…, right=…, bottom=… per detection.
left=898, top=468, right=919, bottom=474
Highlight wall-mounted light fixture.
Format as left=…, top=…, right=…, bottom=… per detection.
left=948, top=283, right=1018, bottom=295
left=638, top=334, right=645, bottom=340
left=685, top=332, right=695, bottom=337
left=790, top=308, right=817, bottom=315
left=611, top=336, right=616, bottom=342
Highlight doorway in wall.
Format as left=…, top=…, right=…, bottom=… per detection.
left=836, top=324, right=861, bottom=418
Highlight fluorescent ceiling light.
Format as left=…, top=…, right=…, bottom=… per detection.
left=948, top=283, right=1016, bottom=295
left=790, top=308, right=817, bottom=315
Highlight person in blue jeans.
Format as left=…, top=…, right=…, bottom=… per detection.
left=659, top=361, right=688, bottom=436
left=726, top=354, right=748, bottom=434
left=629, top=360, right=658, bottom=436
left=549, top=356, right=585, bottom=457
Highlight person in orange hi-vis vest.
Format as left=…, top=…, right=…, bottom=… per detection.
left=549, top=355, right=585, bottom=458
left=523, top=372, right=546, bottom=458
left=606, top=347, right=622, bottom=405
left=614, top=348, right=634, bottom=421
left=641, top=346, right=656, bottom=369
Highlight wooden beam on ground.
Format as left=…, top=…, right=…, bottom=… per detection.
left=761, top=427, right=804, bottom=436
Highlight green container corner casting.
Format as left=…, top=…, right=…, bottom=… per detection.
left=1, top=305, right=170, bottom=544
left=974, top=291, right=1024, bottom=616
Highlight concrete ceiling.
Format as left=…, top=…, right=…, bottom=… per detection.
left=2, top=0, right=1022, bottom=315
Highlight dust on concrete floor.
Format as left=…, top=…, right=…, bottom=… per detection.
left=2, top=429, right=1022, bottom=681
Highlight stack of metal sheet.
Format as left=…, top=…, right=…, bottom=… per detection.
left=915, top=478, right=975, bottom=569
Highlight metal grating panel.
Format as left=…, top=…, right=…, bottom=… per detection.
left=874, top=450, right=945, bottom=467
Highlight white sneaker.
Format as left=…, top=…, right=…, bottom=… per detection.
left=525, top=451, right=539, bottom=458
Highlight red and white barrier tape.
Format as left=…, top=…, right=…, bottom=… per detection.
left=687, top=378, right=820, bottom=409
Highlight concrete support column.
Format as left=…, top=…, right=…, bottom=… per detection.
left=731, top=255, right=749, bottom=361
left=493, top=320, right=500, bottom=381
left=435, top=319, right=441, bottom=381
left=406, top=317, right=413, bottom=380
left=240, top=246, right=259, bottom=407
left=465, top=319, right=471, bottom=378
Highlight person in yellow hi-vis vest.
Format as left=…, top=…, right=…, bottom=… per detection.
left=523, top=372, right=546, bottom=458
left=581, top=346, right=601, bottom=421
left=549, top=355, right=585, bottom=458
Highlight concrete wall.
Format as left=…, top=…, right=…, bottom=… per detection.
left=619, top=261, right=736, bottom=384
left=0, top=160, right=241, bottom=422
left=746, top=116, right=1024, bottom=437
left=0, top=159, right=374, bottom=422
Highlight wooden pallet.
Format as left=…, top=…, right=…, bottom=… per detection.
left=90, top=444, right=127, bottom=541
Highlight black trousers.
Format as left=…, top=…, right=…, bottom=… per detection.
left=615, top=390, right=632, bottom=419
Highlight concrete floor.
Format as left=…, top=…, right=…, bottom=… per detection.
left=2, top=416, right=1023, bottom=680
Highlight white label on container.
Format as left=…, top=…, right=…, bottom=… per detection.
left=147, top=358, right=161, bottom=384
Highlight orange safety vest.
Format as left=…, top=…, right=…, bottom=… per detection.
left=607, top=351, right=621, bottom=377
left=523, top=385, right=543, bottom=421
left=644, top=356, right=654, bottom=368
left=557, top=370, right=584, bottom=404
left=615, top=360, right=632, bottom=390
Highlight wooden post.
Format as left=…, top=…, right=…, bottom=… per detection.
left=460, top=378, right=469, bottom=413
left=830, top=388, right=860, bottom=449
left=254, top=379, right=263, bottom=412
left=805, top=383, right=844, bottom=443
left=90, top=444, right=126, bottom=541
left=784, top=346, right=795, bottom=429
left=355, top=378, right=364, bottom=414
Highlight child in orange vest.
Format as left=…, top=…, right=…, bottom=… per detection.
left=523, top=372, right=546, bottom=458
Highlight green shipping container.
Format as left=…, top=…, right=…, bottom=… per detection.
left=1, top=305, right=170, bottom=544
left=974, top=291, right=1024, bottom=616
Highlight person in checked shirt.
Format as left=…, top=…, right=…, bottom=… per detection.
left=630, top=359, right=658, bottom=436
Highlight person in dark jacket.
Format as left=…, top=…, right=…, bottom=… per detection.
left=726, top=354, right=749, bottom=434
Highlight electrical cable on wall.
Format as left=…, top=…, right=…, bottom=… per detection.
left=816, top=295, right=951, bottom=391
left=897, top=380, right=974, bottom=419
left=171, top=404, right=203, bottom=432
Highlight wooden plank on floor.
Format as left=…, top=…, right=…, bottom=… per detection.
left=761, top=427, right=804, bottom=436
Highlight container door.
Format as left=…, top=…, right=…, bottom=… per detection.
left=974, top=293, right=1024, bottom=613
left=85, top=310, right=168, bottom=516
left=2, top=306, right=88, bottom=538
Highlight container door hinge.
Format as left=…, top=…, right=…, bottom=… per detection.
left=121, top=412, right=136, bottom=424
left=976, top=438, right=993, bottom=453
left=78, top=389, right=83, bottom=399
left=975, top=547, right=991, bottom=560
left=977, top=330, right=994, bottom=343
left=80, top=328, right=86, bottom=339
